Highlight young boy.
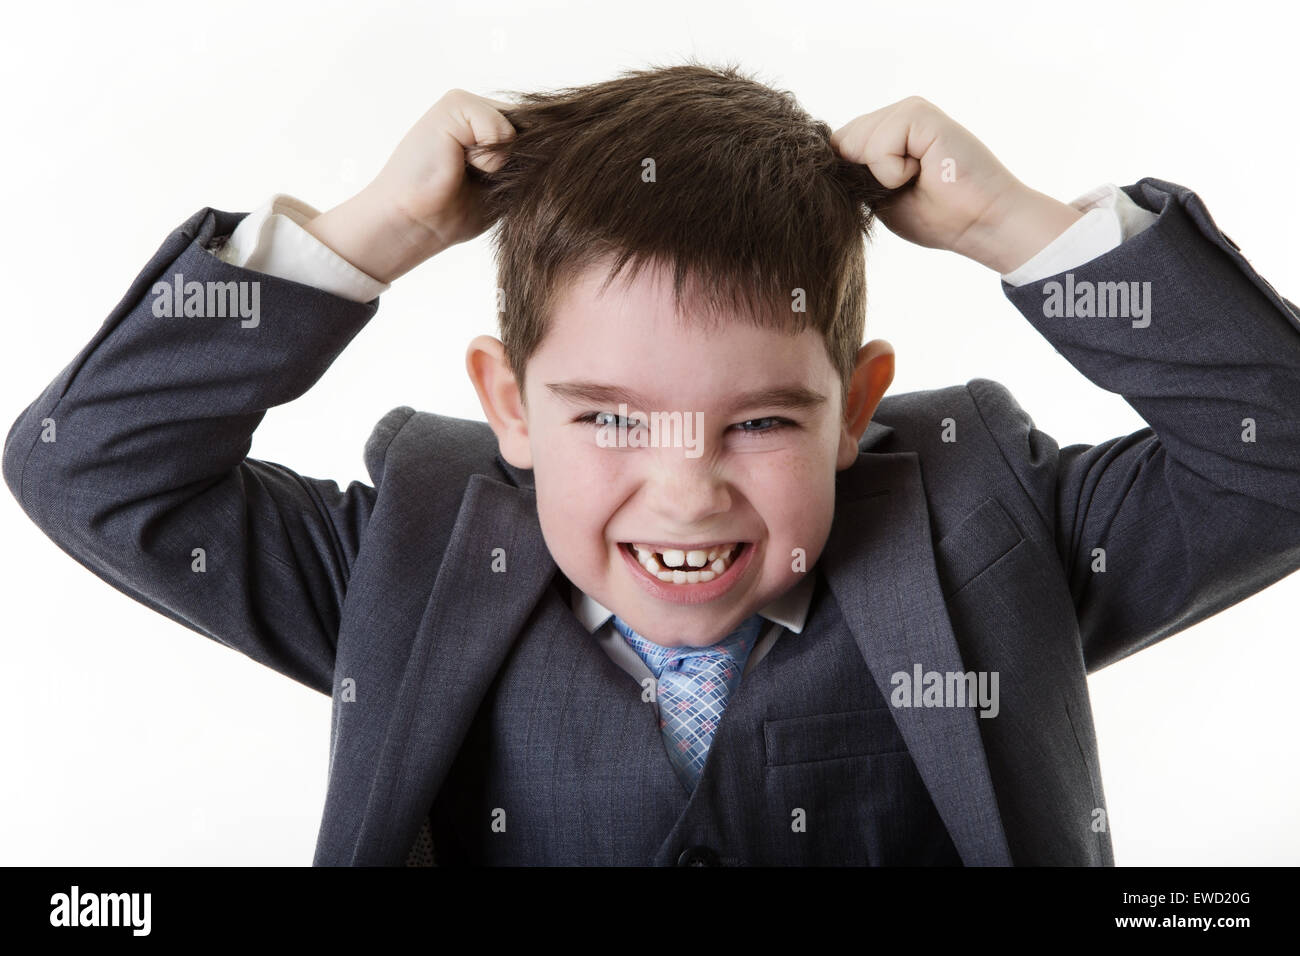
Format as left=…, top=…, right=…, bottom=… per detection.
left=6, top=64, right=1299, bottom=866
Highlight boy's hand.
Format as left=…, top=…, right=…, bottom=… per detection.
left=306, top=89, right=516, bottom=284
left=830, top=96, right=1082, bottom=274
left=370, top=88, right=517, bottom=252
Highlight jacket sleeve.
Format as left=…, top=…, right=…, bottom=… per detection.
left=977, top=177, right=1300, bottom=673
left=2, top=205, right=388, bottom=696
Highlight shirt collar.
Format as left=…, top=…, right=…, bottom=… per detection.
left=570, top=570, right=816, bottom=637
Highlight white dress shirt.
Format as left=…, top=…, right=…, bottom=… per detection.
left=207, top=184, right=1159, bottom=682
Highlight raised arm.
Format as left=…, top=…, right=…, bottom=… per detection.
left=990, top=177, right=1300, bottom=671
left=3, top=89, right=518, bottom=694
left=3, top=205, right=385, bottom=694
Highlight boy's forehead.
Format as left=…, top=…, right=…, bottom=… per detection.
left=555, top=254, right=707, bottom=322
left=535, top=258, right=840, bottom=404
left=548, top=256, right=810, bottom=349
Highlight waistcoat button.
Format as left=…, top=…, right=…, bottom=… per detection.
left=676, top=845, right=721, bottom=866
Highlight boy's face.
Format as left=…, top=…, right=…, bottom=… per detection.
left=468, top=257, right=893, bottom=647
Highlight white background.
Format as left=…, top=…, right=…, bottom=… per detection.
left=1, top=0, right=1296, bottom=865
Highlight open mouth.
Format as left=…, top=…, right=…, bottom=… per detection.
left=621, top=541, right=749, bottom=584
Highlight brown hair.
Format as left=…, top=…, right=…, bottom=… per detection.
left=469, top=59, right=903, bottom=413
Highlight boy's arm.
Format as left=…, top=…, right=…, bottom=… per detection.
left=984, top=176, right=1300, bottom=672
left=832, top=98, right=1300, bottom=673
left=4, top=92, right=516, bottom=696
left=2, top=203, right=389, bottom=696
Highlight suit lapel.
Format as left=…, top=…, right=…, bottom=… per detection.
left=351, top=470, right=559, bottom=865
left=821, top=425, right=1013, bottom=866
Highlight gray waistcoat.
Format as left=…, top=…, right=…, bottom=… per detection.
left=421, top=571, right=961, bottom=865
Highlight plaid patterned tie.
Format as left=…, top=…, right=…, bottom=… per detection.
left=611, top=613, right=764, bottom=792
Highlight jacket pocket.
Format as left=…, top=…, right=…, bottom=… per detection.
left=764, top=707, right=908, bottom=766
left=935, top=496, right=1025, bottom=599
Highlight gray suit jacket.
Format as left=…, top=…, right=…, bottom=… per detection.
left=6, top=178, right=1300, bottom=865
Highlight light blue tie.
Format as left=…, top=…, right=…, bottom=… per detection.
left=611, top=613, right=764, bottom=792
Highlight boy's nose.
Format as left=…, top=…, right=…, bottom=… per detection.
left=642, top=454, right=733, bottom=527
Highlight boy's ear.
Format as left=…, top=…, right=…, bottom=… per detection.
left=465, top=335, right=533, bottom=469
left=837, top=339, right=895, bottom=470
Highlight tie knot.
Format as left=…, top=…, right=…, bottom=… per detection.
left=611, top=614, right=764, bottom=678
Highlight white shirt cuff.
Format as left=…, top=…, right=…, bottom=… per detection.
left=1000, top=183, right=1161, bottom=287
left=210, top=193, right=391, bottom=303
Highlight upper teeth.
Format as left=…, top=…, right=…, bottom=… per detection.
left=630, top=543, right=739, bottom=583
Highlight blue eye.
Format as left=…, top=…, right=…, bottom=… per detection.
left=731, top=417, right=792, bottom=437
left=577, top=411, right=645, bottom=429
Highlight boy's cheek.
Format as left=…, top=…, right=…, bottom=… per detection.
left=534, top=437, right=613, bottom=490
left=536, top=455, right=626, bottom=535
left=750, top=456, right=833, bottom=518
left=765, top=488, right=836, bottom=572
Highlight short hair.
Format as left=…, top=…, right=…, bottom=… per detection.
left=470, top=59, right=902, bottom=412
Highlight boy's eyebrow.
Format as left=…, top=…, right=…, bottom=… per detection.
left=545, top=380, right=827, bottom=413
